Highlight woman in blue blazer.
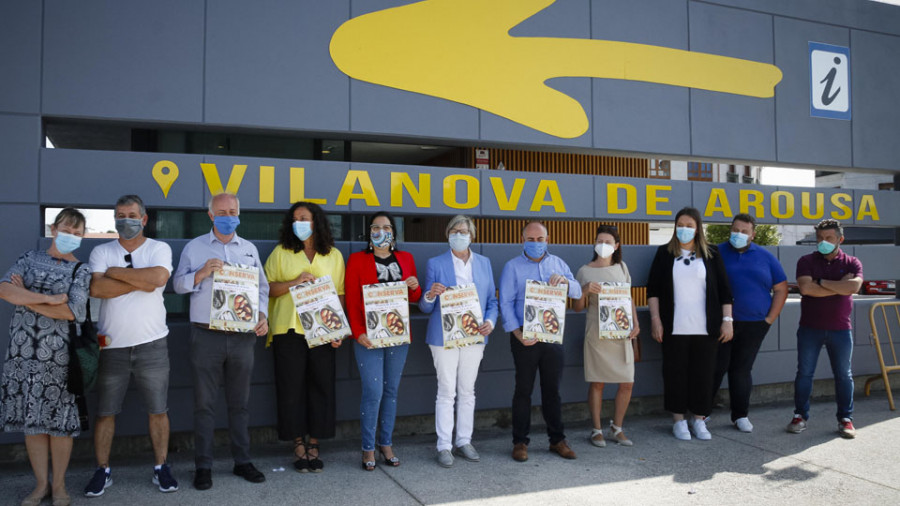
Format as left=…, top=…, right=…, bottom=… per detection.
left=419, top=215, right=499, bottom=468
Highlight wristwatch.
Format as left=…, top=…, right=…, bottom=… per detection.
left=722, top=316, right=734, bottom=322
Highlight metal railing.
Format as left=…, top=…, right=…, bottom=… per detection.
left=865, top=301, right=900, bottom=410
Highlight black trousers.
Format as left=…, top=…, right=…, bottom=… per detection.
left=712, top=320, right=771, bottom=421
left=661, top=334, right=718, bottom=416
left=510, top=334, right=565, bottom=446
left=271, top=330, right=336, bottom=440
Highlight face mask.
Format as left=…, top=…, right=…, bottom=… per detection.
left=594, top=243, right=615, bottom=259
left=213, top=215, right=240, bottom=235
left=676, top=227, right=695, bottom=244
left=371, top=231, right=393, bottom=248
left=448, top=233, right=471, bottom=252
left=817, top=240, right=837, bottom=255
left=729, top=232, right=749, bottom=249
left=524, top=241, right=547, bottom=259
left=55, top=232, right=82, bottom=254
left=115, top=218, right=143, bottom=240
left=292, top=221, right=313, bottom=241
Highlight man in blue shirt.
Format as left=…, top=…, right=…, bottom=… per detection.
left=499, top=221, right=582, bottom=462
left=713, top=214, right=787, bottom=432
left=173, top=193, right=269, bottom=491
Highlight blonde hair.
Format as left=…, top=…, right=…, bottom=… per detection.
left=666, top=207, right=711, bottom=259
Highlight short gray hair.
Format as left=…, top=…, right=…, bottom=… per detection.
left=115, top=194, right=146, bottom=216
left=446, top=215, right=476, bottom=240
left=208, top=192, right=240, bottom=214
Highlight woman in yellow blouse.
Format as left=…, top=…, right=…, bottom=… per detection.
left=265, top=202, right=345, bottom=473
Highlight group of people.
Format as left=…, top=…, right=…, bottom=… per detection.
left=0, top=194, right=863, bottom=506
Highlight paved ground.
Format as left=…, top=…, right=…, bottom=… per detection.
left=2, top=395, right=899, bottom=506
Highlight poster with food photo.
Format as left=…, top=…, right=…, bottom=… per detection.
left=210, top=263, right=259, bottom=332
left=362, top=281, right=411, bottom=348
left=596, top=282, right=632, bottom=339
left=522, top=280, right=568, bottom=344
left=439, top=284, right=484, bottom=349
left=290, top=275, right=351, bottom=348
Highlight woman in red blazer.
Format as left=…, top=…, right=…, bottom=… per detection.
left=345, top=211, right=421, bottom=471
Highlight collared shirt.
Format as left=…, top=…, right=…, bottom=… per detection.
left=173, top=230, right=270, bottom=325
left=796, top=248, right=862, bottom=330
left=719, top=242, right=787, bottom=322
left=451, top=251, right=474, bottom=286
left=499, top=252, right=581, bottom=333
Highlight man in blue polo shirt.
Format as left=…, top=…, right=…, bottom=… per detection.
left=713, top=214, right=788, bottom=433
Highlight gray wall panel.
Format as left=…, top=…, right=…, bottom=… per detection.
left=773, top=18, right=851, bottom=167
left=42, top=0, right=204, bottom=122
left=590, top=0, right=691, bottom=155
left=0, top=1, right=41, bottom=114
left=204, top=0, right=350, bottom=131
left=851, top=30, right=900, bottom=170
left=851, top=245, right=900, bottom=280
left=0, top=115, right=40, bottom=203
left=689, top=3, right=776, bottom=161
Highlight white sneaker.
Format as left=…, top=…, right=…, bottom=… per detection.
left=673, top=420, right=691, bottom=441
left=734, top=417, right=753, bottom=433
left=691, top=417, right=712, bottom=440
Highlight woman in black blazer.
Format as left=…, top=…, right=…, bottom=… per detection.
left=647, top=207, right=733, bottom=441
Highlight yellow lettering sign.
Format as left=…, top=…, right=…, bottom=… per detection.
left=646, top=185, right=671, bottom=216
left=290, top=167, right=327, bottom=205
left=391, top=172, right=431, bottom=208
left=607, top=184, right=637, bottom=214
left=530, top=180, right=566, bottom=212
left=336, top=170, right=380, bottom=206
left=443, top=174, right=479, bottom=209
left=830, top=193, right=852, bottom=220
left=259, top=166, right=275, bottom=203
left=704, top=188, right=733, bottom=217
left=856, top=194, right=880, bottom=221
left=200, top=163, right=247, bottom=195
left=490, top=177, right=526, bottom=211
left=739, top=189, right=765, bottom=218
left=770, top=191, right=794, bottom=219
left=800, top=192, right=824, bottom=219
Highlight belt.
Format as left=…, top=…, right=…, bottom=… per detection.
left=191, top=323, right=245, bottom=335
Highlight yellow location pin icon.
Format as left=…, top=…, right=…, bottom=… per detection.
left=152, top=161, right=179, bottom=198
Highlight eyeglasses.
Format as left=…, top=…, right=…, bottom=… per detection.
left=124, top=254, right=133, bottom=268
left=448, top=228, right=470, bottom=235
left=675, top=251, right=696, bottom=266
left=370, top=225, right=393, bottom=232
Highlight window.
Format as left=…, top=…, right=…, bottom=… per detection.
left=688, top=162, right=713, bottom=181
left=649, top=160, right=671, bottom=179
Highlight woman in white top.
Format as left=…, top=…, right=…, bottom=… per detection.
left=574, top=225, right=640, bottom=447
left=647, top=208, right=733, bottom=441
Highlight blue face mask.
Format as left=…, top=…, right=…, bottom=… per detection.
left=729, top=231, right=749, bottom=249
left=676, top=227, right=696, bottom=244
left=448, top=233, right=471, bottom=252
left=371, top=231, right=393, bottom=248
left=55, top=232, right=82, bottom=254
left=292, top=221, right=313, bottom=241
left=817, top=240, right=837, bottom=255
left=213, top=215, right=240, bottom=235
left=524, top=241, right=547, bottom=259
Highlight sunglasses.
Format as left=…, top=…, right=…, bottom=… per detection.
left=124, top=254, right=133, bottom=268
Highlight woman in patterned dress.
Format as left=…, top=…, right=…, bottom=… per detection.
left=0, top=208, right=91, bottom=506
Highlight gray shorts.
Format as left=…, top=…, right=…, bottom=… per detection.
left=96, top=337, right=170, bottom=416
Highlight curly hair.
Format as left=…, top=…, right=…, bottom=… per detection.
left=277, top=202, right=334, bottom=255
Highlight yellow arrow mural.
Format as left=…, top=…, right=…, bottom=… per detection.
left=329, top=0, right=783, bottom=139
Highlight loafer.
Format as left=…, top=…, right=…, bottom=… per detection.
left=512, top=443, right=528, bottom=462
left=193, top=468, right=212, bottom=491
left=549, top=440, right=577, bottom=459
left=233, top=462, right=266, bottom=483
left=436, top=449, right=454, bottom=468
left=453, top=443, right=480, bottom=462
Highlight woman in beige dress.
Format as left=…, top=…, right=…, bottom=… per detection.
left=574, top=225, right=640, bottom=447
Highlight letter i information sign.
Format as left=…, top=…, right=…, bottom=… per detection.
left=809, top=41, right=851, bottom=120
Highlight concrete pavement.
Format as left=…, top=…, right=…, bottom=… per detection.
left=1, top=395, right=899, bottom=505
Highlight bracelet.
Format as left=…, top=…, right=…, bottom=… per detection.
left=722, top=316, right=734, bottom=322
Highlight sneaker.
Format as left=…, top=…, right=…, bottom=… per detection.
left=786, top=414, right=807, bottom=434
left=673, top=420, right=691, bottom=441
left=734, top=417, right=753, bottom=433
left=152, top=463, right=179, bottom=493
left=690, top=417, right=712, bottom=441
left=453, top=443, right=480, bottom=462
left=436, top=449, right=454, bottom=468
left=84, top=467, right=112, bottom=497
left=838, top=418, right=856, bottom=439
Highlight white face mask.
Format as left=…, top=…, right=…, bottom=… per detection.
left=594, top=243, right=615, bottom=259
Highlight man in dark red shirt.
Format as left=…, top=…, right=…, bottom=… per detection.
left=786, top=219, right=863, bottom=439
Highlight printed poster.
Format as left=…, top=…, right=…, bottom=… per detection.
left=363, top=281, right=411, bottom=348
left=522, top=280, right=567, bottom=344
left=210, top=263, right=259, bottom=332
left=290, top=275, right=351, bottom=348
left=596, top=282, right=633, bottom=339
left=439, top=284, right=484, bottom=349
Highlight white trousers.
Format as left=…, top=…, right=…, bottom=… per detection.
left=429, top=344, right=485, bottom=451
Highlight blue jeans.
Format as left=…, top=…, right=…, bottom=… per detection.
left=793, top=326, right=854, bottom=421
left=354, top=341, right=409, bottom=451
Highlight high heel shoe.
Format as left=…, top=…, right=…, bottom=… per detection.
left=361, top=452, right=376, bottom=472
left=307, top=443, right=323, bottom=472
left=379, top=446, right=400, bottom=467
left=293, top=440, right=309, bottom=473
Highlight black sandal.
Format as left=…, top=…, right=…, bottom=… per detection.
left=307, top=443, right=324, bottom=472
left=361, top=452, right=376, bottom=472
left=379, top=446, right=400, bottom=467
left=293, top=440, right=309, bottom=473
